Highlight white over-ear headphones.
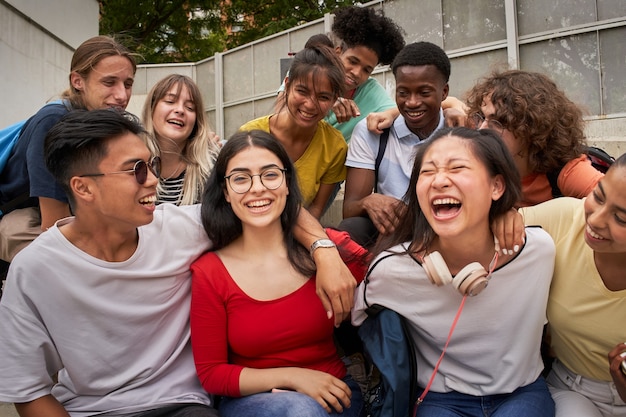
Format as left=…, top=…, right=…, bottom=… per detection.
left=422, top=251, right=493, bottom=296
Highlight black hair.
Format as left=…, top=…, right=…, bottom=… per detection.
left=44, top=109, right=145, bottom=208
left=373, top=127, right=521, bottom=258
left=304, top=33, right=334, bottom=49
left=392, top=41, right=451, bottom=83
left=282, top=43, right=345, bottom=113
left=332, top=6, right=405, bottom=66
left=200, top=130, right=316, bottom=276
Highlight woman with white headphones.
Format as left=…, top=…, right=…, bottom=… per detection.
left=352, top=127, right=556, bottom=417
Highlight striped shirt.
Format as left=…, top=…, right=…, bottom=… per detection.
left=157, top=171, right=185, bottom=205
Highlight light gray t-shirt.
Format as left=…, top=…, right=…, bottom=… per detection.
left=353, top=227, right=555, bottom=395
left=0, top=204, right=213, bottom=417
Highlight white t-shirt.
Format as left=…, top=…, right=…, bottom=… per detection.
left=0, top=204, right=213, bottom=417
left=353, top=227, right=555, bottom=396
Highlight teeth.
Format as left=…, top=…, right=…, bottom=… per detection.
left=586, top=225, right=604, bottom=240
left=139, top=195, right=156, bottom=204
left=300, top=111, right=315, bottom=118
left=433, top=198, right=460, bottom=205
left=168, top=120, right=183, bottom=126
left=406, top=111, right=425, bottom=117
left=247, top=199, right=270, bottom=208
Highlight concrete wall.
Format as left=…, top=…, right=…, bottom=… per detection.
left=0, top=0, right=98, bottom=125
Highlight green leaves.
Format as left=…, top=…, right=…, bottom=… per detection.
left=99, top=0, right=356, bottom=64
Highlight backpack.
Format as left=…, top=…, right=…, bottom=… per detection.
left=0, top=120, right=28, bottom=174
left=0, top=100, right=66, bottom=215
left=547, top=145, right=615, bottom=198
left=358, top=253, right=419, bottom=417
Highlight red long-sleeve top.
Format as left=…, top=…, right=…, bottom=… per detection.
left=190, top=229, right=367, bottom=397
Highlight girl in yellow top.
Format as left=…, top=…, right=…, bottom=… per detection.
left=240, top=39, right=346, bottom=219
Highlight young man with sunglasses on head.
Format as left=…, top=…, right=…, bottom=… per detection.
left=0, top=109, right=357, bottom=417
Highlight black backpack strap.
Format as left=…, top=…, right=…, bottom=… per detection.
left=0, top=191, right=31, bottom=216
left=546, top=169, right=563, bottom=198
left=584, top=145, right=614, bottom=173
left=373, top=128, right=390, bottom=194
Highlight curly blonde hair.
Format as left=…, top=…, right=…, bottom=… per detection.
left=142, top=74, right=219, bottom=205
left=465, top=70, right=586, bottom=174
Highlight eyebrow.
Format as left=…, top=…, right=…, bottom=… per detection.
left=227, top=163, right=282, bottom=173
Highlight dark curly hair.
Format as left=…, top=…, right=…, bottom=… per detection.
left=465, top=70, right=586, bottom=174
left=332, top=6, right=405, bottom=66
left=392, top=41, right=451, bottom=82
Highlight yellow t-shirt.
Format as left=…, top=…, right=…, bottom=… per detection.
left=239, top=116, right=347, bottom=207
left=522, top=197, right=626, bottom=381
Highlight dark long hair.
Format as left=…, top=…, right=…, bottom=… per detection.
left=280, top=42, right=345, bottom=114
left=373, top=127, right=522, bottom=258
left=200, top=130, right=315, bottom=275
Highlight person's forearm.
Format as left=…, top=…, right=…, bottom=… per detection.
left=342, top=197, right=368, bottom=219
left=15, top=395, right=70, bottom=417
left=294, top=207, right=356, bottom=326
left=293, top=207, right=328, bottom=247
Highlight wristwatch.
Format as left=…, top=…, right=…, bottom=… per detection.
left=309, top=239, right=336, bottom=256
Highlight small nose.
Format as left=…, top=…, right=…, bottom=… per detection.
left=431, top=170, right=450, bottom=188
left=406, top=93, right=420, bottom=106
left=586, top=205, right=609, bottom=230
left=249, top=174, right=265, bottom=192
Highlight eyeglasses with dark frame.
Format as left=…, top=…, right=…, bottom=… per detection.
left=79, top=156, right=162, bottom=185
left=224, top=167, right=287, bottom=194
left=470, top=112, right=505, bottom=135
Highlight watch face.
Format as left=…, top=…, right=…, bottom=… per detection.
left=311, top=239, right=336, bottom=254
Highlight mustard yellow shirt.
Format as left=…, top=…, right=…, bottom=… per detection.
left=239, top=116, right=347, bottom=207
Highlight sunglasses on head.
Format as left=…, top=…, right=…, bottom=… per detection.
left=80, top=156, right=162, bottom=185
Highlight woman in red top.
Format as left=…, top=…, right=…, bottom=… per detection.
left=190, top=130, right=368, bottom=417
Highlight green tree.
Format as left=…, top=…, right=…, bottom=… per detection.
left=222, top=0, right=356, bottom=48
left=99, top=0, right=226, bottom=64
left=99, top=0, right=357, bottom=64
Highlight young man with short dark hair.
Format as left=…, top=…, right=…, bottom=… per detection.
left=340, top=42, right=451, bottom=247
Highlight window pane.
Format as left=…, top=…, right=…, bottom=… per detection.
left=520, top=34, right=600, bottom=114
left=449, top=50, right=509, bottom=99
left=518, top=0, right=597, bottom=36
left=223, top=48, right=253, bottom=103
left=600, top=27, right=626, bottom=114
left=383, top=0, right=443, bottom=45
left=598, top=0, right=626, bottom=20
left=443, top=0, right=506, bottom=50
left=253, top=36, right=288, bottom=95
left=197, top=59, right=215, bottom=109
